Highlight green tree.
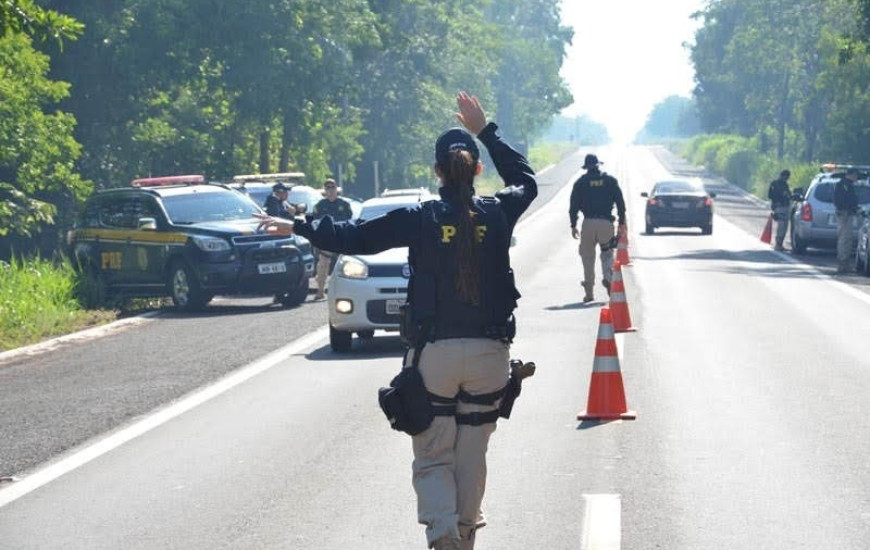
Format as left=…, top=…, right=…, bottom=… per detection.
left=636, top=96, right=701, bottom=143
left=0, top=31, right=89, bottom=243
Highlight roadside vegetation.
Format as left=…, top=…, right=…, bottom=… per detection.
left=668, top=0, right=870, bottom=194
left=0, top=257, right=115, bottom=352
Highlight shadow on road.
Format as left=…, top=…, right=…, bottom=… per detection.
left=305, top=335, right=406, bottom=362
left=545, top=301, right=603, bottom=311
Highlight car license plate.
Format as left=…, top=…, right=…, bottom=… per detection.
left=258, top=262, right=287, bottom=274
left=385, top=299, right=403, bottom=315
left=671, top=201, right=689, bottom=209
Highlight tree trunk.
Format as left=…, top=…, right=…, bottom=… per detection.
left=776, top=73, right=791, bottom=161
left=258, top=130, right=270, bottom=173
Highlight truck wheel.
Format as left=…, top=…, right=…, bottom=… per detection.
left=280, top=277, right=309, bottom=308
left=329, top=324, right=352, bottom=352
left=701, top=223, right=713, bottom=235
left=168, top=261, right=207, bottom=311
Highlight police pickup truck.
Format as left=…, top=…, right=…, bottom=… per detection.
left=68, top=175, right=314, bottom=310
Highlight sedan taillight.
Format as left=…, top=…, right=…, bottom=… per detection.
left=800, top=203, right=812, bottom=222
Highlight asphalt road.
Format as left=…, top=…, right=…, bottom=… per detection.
left=2, top=146, right=869, bottom=549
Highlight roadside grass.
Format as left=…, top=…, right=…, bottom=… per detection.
left=0, top=256, right=130, bottom=353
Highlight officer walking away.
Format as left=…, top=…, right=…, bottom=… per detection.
left=256, top=91, right=537, bottom=550
left=767, top=169, right=792, bottom=251
left=834, top=167, right=860, bottom=273
left=568, top=154, right=626, bottom=302
left=311, top=179, right=353, bottom=300
left=263, top=182, right=296, bottom=219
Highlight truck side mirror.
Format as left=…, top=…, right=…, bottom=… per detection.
left=138, top=217, right=157, bottom=230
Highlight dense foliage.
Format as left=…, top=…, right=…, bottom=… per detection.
left=1, top=0, right=573, bottom=257
left=635, top=96, right=701, bottom=144
left=691, top=0, right=870, bottom=163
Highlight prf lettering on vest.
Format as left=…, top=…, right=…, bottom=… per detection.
left=590, top=179, right=605, bottom=187
left=440, top=225, right=487, bottom=243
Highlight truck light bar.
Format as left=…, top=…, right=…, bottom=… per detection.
left=131, top=175, right=205, bottom=187
left=232, top=173, right=305, bottom=183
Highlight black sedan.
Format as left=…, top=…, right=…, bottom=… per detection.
left=641, top=180, right=716, bottom=235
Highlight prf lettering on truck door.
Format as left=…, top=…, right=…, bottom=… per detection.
left=440, top=225, right=487, bottom=244
left=101, top=252, right=122, bottom=269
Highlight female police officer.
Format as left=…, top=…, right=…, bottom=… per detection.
left=256, top=92, right=536, bottom=550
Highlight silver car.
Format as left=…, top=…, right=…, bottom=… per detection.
left=790, top=168, right=870, bottom=254
left=326, top=195, right=432, bottom=352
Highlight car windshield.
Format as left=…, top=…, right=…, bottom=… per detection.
left=161, top=190, right=262, bottom=224
left=654, top=181, right=701, bottom=194
left=288, top=188, right=324, bottom=211
left=813, top=182, right=870, bottom=204
left=359, top=201, right=419, bottom=221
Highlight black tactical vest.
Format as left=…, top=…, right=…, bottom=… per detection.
left=407, top=197, right=520, bottom=340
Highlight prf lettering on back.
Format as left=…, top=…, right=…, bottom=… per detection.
left=101, top=251, right=122, bottom=269
left=440, top=225, right=486, bottom=243
left=590, top=179, right=605, bottom=187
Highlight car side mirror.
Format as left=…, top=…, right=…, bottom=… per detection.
left=510, top=236, right=518, bottom=248
left=295, top=203, right=307, bottom=214
left=640, top=192, right=649, bottom=198
left=708, top=192, right=717, bottom=198
left=138, top=217, right=157, bottom=230
left=792, top=187, right=804, bottom=200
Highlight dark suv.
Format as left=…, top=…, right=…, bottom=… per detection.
left=68, top=175, right=314, bottom=310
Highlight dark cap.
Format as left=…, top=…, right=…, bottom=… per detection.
left=435, top=128, right=480, bottom=168
left=272, top=182, right=290, bottom=192
left=846, top=167, right=859, bottom=176
left=780, top=169, right=791, bottom=178
left=582, top=154, right=601, bottom=170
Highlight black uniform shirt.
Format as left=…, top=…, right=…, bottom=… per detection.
left=294, top=123, right=536, bottom=256
left=313, top=197, right=353, bottom=222
left=264, top=194, right=293, bottom=219
left=568, top=169, right=626, bottom=228
left=768, top=178, right=791, bottom=209
left=834, top=177, right=859, bottom=214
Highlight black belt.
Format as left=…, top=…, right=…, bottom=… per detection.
left=584, top=215, right=613, bottom=221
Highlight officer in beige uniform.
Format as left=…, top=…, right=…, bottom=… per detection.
left=256, top=92, right=536, bottom=550
left=311, top=179, right=352, bottom=299
left=568, top=154, right=627, bottom=302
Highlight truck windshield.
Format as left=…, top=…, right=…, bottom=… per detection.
left=162, top=191, right=262, bottom=224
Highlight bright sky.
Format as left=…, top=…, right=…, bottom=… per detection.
left=559, top=0, right=706, bottom=143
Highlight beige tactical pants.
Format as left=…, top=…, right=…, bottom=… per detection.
left=773, top=206, right=790, bottom=246
left=836, top=212, right=855, bottom=269
left=579, top=218, right=615, bottom=286
left=410, top=338, right=510, bottom=548
left=315, top=251, right=333, bottom=295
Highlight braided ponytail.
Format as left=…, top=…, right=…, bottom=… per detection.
left=444, top=149, right=480, bottom=305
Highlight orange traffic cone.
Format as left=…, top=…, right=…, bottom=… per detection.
left=760, top=214, right=773, bottom=244
left=615, top=231, right=631, bottom=266
left=577, top=307, right=636, bottom=421
left=609, top=262, right=636, bottom=333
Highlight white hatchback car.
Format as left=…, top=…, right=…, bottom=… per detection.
left=327, top=194, right=433, bottom=351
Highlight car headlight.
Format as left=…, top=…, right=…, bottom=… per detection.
left=337, top=256, right=368, bottom=279
left=191, top=235, right=231, bottom=252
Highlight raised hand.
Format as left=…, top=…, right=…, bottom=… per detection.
left=455, top=91, right=487, bottom=135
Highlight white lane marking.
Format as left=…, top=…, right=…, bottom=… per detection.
left=0, top=326, right=329, bottom=509
left=581, top=494, right=621, bottom=550
left=0, top=311, right=160, bottom=364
